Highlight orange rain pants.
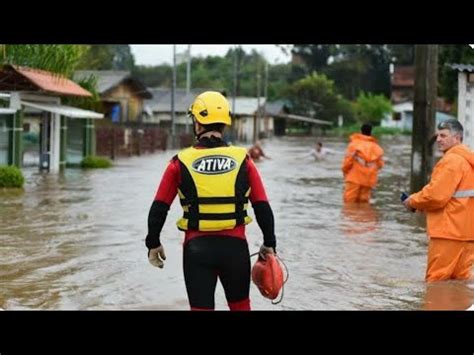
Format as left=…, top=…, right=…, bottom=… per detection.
left=425, top=238, right=474, bottom=282
left=343, top=182, right=372, bottom=203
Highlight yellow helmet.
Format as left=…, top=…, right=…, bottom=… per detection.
left=188, top=91, right=232, bottom=126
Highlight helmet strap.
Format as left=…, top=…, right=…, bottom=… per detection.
left=197, top=128, right=219, bottom=140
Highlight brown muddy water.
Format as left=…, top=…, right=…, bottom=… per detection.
left=1, top=135, right=473, bottom=310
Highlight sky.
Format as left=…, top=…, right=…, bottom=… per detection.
left=130, top=45, right=292, bottom=66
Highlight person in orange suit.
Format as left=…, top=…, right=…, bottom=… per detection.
left=341, top=123, right=384, bottom=203
left=403, top=119, right=474, bottom=282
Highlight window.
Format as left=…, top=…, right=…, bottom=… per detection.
left=392, top=112, right=402, bottom=121
left=467, top=114, right=471, bottom=123
left=467, top=100, right=471, bottom=108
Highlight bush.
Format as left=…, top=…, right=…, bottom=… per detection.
left=0, top=165, right=25, bottom=188
left=354, top=92, right=392, bottom=125
left=80, top=156, right=112, bottom=169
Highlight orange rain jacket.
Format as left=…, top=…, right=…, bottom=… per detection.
left=409, top=144, right=474, bottom=242
left=342, top=133, right=384, bottom=187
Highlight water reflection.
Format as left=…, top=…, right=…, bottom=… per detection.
left=340, top=202, right=380, bottom=237
left=423, top=281, right=474, bottom=310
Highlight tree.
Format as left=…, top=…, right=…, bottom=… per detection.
left=438, top=44, right=474, bottom=101
left=353, top=92, right=392, bottom=125
left=76, top=45, right=135, bottom=71
left=63, top=74, right=101, bottom=110
left=111, top=45, right=135, bottom=71
left=1, top=44, right=87, bottom=77
left=291, top=45, right=336, bottom=72
left=133, top=65, right=172, bottom=87
left=286, top=72, right=355, bottom=124
left=387, top=45, right=415, bottom=65
left=291, top=44, right=393, bottom=99
left=76, top=45, right=115, bottom=70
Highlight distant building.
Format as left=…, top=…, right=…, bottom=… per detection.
left=145, top=88, right=268, bottom=143
left=145, top=88, right=207, bottom=134
left=450, top=64, right=474, bottom=149
left=391, top=65, right=415, bottom=104
left=0, top=65, right=103, bottom=172
left=390, top=65, right=453, bottom=112
left=74, top=71, right=152, bottom=123
left=381, top=101, right=456, bottom=131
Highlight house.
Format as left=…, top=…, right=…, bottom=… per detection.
left=381, top=101, right=456, bottom=131
left=73, top=71, right=170, bottom=158
left=0, top=64, right=103, bottom=172
left=450, top=64, right=474, bottom=149
left=383, top=64, right=456, bottom=130
left=391, top=65, right=415, bottom=104
left=74, top=70, right=152, bottom=124
left=391, top=65, right=453, bottom=111
left=261, top=100, right=289, bottom=136
left=229, top=97, right=266, bottom=143
left=145, top=88, right=201, bottom=134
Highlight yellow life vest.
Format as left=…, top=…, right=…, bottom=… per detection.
left=176, top=146, right=252, bottom=231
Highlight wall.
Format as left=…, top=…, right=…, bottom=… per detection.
left=0, top=114, right=10, bottom=164
left=103, top=84, right=144, bottom=123
left=458, top=72, right=474, bottom=149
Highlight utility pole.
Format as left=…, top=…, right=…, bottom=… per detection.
left=232, top=45, right=238, bottom=117
left=263, top=59, right=268, bottom=137
left=185, top=45, right=191, bottom=134
left=232, top=45, right=238, bottom=143
left=236, top=45, right=242, bottom=96
left=254, top=58, right=261, bottom=143
left=410, top=44, right=438, bottom=193
left=171, top=44, right=177, bottom=148
left=186, top=45, right=191, bottom=94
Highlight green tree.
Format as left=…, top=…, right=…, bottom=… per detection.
left=291, top=45, right=336, bottom=72
left=132, top=47, right=301, bottom=102
left=111, top=45, right=135, bottom=70
left=63, top=74, right=101, bottom=110
left=1, top=44, right=87, bottom=77
left=76, top=45, right=135, bottom=71
left=133, top=64, right=172, bottom=87
left=76, top=45, right=114, bottom=70
left=292, top=44, right=393, bottom=99
left=0, top=45, right=104, bottom=109
left=286, top=72, right=355, bottom=124
left=387, top=45, right=415, bottom=65
left=353, top=92, right=392, bottom=125
left=438, top=44, right=474, bottom=101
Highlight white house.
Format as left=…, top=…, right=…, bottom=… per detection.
left=381, top=101, right=456, bottom=132
left=230, top=97, right=266, bottom=143
left=450, top=64, right=474, bottom=149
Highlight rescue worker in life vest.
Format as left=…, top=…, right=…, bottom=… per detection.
left=341, top=123, right=384, bottom=203
left=145, top=91, right=277, bottom=310
left=403, top=119, right=474, bottom=282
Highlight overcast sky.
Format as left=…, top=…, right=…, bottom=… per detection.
left=130, top=45, right=292, bottom=66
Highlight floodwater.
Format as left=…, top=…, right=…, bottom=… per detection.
left=1, top=135, right=473, bottom=310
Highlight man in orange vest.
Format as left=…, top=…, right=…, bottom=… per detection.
left=403, top=119, right=474, bottom=282
left=341, top=123, right=384, bottom=203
